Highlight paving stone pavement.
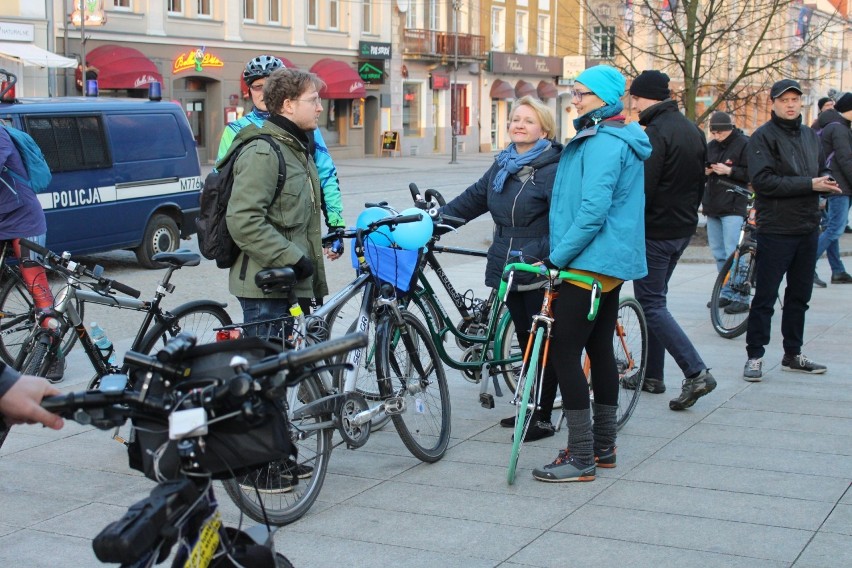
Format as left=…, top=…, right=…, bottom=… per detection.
left=1, top=153, right=851, bottom=567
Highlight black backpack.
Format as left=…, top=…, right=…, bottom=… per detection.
left=197, top=134, right=286, bottom=268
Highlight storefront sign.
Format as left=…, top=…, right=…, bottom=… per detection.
left=0, top=22, right=34, bottom=42
left=489, top=53, right=562, bottom=77
left=430, top=72, right=450, bottom=90
left=359, top=41, right=392, bottom=60
left=358, top=61, right=385, bottom=84
left=173, top=47, right=224, bottom=74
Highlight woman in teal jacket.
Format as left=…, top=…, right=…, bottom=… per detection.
left=533, top=65, right=651, bottom=483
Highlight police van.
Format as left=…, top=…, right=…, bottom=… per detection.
left=0, top=91, right=201, bottom=268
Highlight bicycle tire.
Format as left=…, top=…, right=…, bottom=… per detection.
left=137, top=302, right=232, bottom=354
left=508, top=326, right=543, bottom=485
left=710, top=247, right=755, bottom=339
left=0, top=274, right=82, bottom=367
left=221, top=373, right=332, bottom=526
left=376, top=310, right=451, bottom=463
left=495, top=306, right=521, bottom=392
left=22, top=336, right=49, bottom=376
left=614, top=297, right=647, bottom=430
left=275, top=553, right=295, bottom=568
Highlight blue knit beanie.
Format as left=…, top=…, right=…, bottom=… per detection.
left=574, top=65, right=626, bottom=106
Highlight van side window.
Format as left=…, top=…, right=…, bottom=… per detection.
left=106, top=114, right=188, bottom=162
left=26, top=115, right=111, bottom=173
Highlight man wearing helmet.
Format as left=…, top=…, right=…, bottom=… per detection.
left=218, top=55, right=345, bottom=257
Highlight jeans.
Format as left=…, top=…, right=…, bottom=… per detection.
left=707, top=215, right=747, bottom=301
left=745, top=231, right=818, bottom=359
left=237, top=297, right=313, bottom=339
left=816, top=195, right=850, bottom=275
left=634, top=237, right=707, bottom=380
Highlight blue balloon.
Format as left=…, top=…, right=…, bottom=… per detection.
left=392, top=208, right=434, bottom=250
left=355, top=206, right=396, bottom=246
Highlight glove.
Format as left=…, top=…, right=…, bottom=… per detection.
left=542, top=257, right=558, bottom=271
left=324, top=226, right=345, bottom=255
left=293, top=256, right=314, bottom=280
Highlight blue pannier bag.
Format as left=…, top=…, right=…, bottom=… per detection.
left=2, top=124, right=52, bottom=193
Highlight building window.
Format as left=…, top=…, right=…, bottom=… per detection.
left=308, top=0, right=318, bottom=27
left=592, top=26, right=616, bottom=59
left=362, top=0, right=372, bottom=33
left=406, top=0, right=420, bottom=29
left=537, top=15, right=549, bottom=56
left=269, top=0, right=280, bottom=23
left=515, top=11, right=528, bottom=53
left=244, top=0, right=256, bottom=21
left=403, top=82, right=422, bottom=136
left=113, top=0, right=131, bottom=7
left=168, top=0, right=182, bottom=14
left=197, top=0, right=211, bottom=16
left=330, top=0, right=339, bottom=29
left=491, top=7, right=504, bottom=51
left=429, top=0, right=439, bottom=31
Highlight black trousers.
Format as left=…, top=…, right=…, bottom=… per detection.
left=746, top=230, right=818, bottom=359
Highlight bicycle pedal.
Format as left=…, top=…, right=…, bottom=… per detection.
left=112, top=434, right=128, bottom=445
left=383, top=396, right=406, bottom=415
left=479, top=393, right=495, bottom=409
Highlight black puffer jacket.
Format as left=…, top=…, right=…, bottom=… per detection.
left=442, top=142, right=563, bottom=289
left=639, top=100, right=707, bottom=240
left=748, top=112, right=830, bottom=235
left=817, top=109, right=852, bottom=197
left=703, top=128, right=750, bottom=217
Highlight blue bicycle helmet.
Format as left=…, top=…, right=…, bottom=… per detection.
left=243, top=55, right=285, bottom=86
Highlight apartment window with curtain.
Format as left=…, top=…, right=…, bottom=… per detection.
left=168, top=0, right=182, bottom=14
left=515, top=11, right=528, bottom=53
left=330, top=0, right=339, bottom=29
left=269, top=0, right=280, bottom=23
left=592, top=26, right=616, bottom=58
left=244, top=0, right=256, bottom=21
left=537, top=15, right=550, bottom=56
left=197, top=0, right=211, bottom=16
left=308, top=0, right=318, bottom=27
left=362, top=0, right=372, bottom=33
left=113, top=0, right=131, bottom=7
left=491, top=7, right=504, bottom=50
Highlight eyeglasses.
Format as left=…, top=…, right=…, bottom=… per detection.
left=570, top=90, right=595, bottom=100
left=295, top=96, right=322, bottom=107
left=249, top=83, right=265, bottom=92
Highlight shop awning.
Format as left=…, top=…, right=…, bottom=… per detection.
left=310, top=58, right=365, bottom=99
left=0, top=42, right=77, bottom=68
left=240, top=56, right=298, bottom=98
left=489, top=79, right=514, bottom=99
left=76, top=45, right=163, bottom=89
left=515, top=80, right=537, bottom=99
left=537, top=80, right=558, bottom=99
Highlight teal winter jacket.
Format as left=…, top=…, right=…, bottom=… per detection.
left=548, top=117, right=652, bottom=281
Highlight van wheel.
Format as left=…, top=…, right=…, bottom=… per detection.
left=136, top=214, right=179, bottom=269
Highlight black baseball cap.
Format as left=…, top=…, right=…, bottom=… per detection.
left=770, top=79, right=803, bottom=100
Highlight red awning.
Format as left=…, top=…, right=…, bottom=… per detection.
left=240, top=56, right=298, bottom=99
left=537, top=80, right=558, bottom=99
left=310, top=58, right=365, bottom=99
left=490, top=79, right=514, bottom=99
left=76, top=45, right=163, bottom=90
left=515, top=80, right=537, bottom=99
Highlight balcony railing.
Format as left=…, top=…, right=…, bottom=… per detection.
left=403, top=29, right=487, bottom=61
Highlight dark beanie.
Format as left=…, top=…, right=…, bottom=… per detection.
left=629, top=70, right=670, bottom=101
left=817, top=97, right=832, bottom=111
left=709, top=111, right=734, bottom=131
left=834, top=92, right=852, bottom=113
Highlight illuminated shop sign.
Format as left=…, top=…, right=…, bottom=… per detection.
left=173, top=47, right=224, bottom=74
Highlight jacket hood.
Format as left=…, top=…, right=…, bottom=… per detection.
left=817, top=108, right=851, bottom=129
left=587, top=121, right=652, bottom=161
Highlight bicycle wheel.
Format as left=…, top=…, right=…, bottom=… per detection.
left=495, top=306, right=521, bottom=392
left=614, top=297, right=647, bottom=430
left=22, top=335, right=50, bottom=376
left=0, top=274, right=82, bottom=366
left=138, top=303, right=232, bottom=354
left=376, top=310, right=450, bottom=462
left=508, top=326, right=543, bottom=485
left=221, top=373, right=332, bottom=526
left=710, top=246, right=755, bottom=339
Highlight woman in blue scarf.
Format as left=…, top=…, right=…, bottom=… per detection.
left=442, top=96, right=563, bottom=440
left=532, top=65, right=652, bottom=483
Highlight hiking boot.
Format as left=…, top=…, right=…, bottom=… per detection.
left=781, top=354, right=827, bottom=374
left=622, top=374, right=665, bottom=394
left=813, top=272, right=827, bottom=288
left=724, top=301, right=750, bottom=314
left=546, top=446, right=617, bottom=468
left=707, top=297, right=731, bottom=309
left=831, top=271, right=852, bottom=284
left=45, top=352, right=65, bottom=383
left=743, top=357, right=763, bottom=382
left=669, top=370, right=717, bottom=410
left=532, top=449, right=596, bottom=482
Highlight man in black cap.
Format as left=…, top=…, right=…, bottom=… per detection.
left=742, top=79, right=842, bottom=382
left=627, top=70, right=717, bottom=411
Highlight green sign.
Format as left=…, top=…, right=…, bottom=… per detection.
left=359, top=41, right=391, bottom=59
left=358, top=61, right=385, bottom=84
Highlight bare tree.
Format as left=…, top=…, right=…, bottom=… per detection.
left=569, top=0, right=844, bottom=124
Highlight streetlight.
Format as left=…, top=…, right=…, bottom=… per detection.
left=449, top=0, right=460, bottom=164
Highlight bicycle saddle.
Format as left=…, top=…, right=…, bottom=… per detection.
left=151, top=249, right=201, bottom=267
left=255, top=267, right=297, bottom=295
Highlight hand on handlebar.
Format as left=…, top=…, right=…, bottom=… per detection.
left=323, top=226, right=345, bottom=260
left=0, top=375, right=64, bottom=430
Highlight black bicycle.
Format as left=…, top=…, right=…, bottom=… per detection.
left=39, top=332, right=368, bottom=567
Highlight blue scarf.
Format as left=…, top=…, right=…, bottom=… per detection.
left=492, top=139, right=552, bottom=193
left=572, top=100, right=625, bottom=132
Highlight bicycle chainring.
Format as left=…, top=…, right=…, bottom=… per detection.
left=460, top=344, right=484, bottom=383
left=337, top=392, right=371, bottom=448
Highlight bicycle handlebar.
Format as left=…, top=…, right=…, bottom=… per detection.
left=716, top=179, right=754, bottom=200
left=499, top=263, right=602, bottom=321
left=19, top=238, right=142, bottom=299
left=320, top=212, right=425, bottom=245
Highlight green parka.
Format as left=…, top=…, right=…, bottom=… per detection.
left=224, top=120, right=328, bottom=299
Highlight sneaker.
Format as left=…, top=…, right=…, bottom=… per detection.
left=521, top=421, right=555, bottom=442
left=813, top=272, right=827, bottom=288
left=724, top=301, right=750, bottom=314
left=499, top=415, right=515, bottom=428
left=669, top=370, right=717, bottom=410
left=45, top=352, right=65, bottom=383
left=549, top=446, right=617, bottom=468
left=281, top=459, right=314, bottom=479
left=622, top=374, right=665, bottom=394
left=831, top=271, right=852, bottom=284
left=781, top=354, right=827, bottom=374
left=707, top=297, right=731, bottom=309
left=238, top=465, right=294, bottom=494
left=743, top=357, right=763, bottom=382
left=532, top=450, right=596, bottom=482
